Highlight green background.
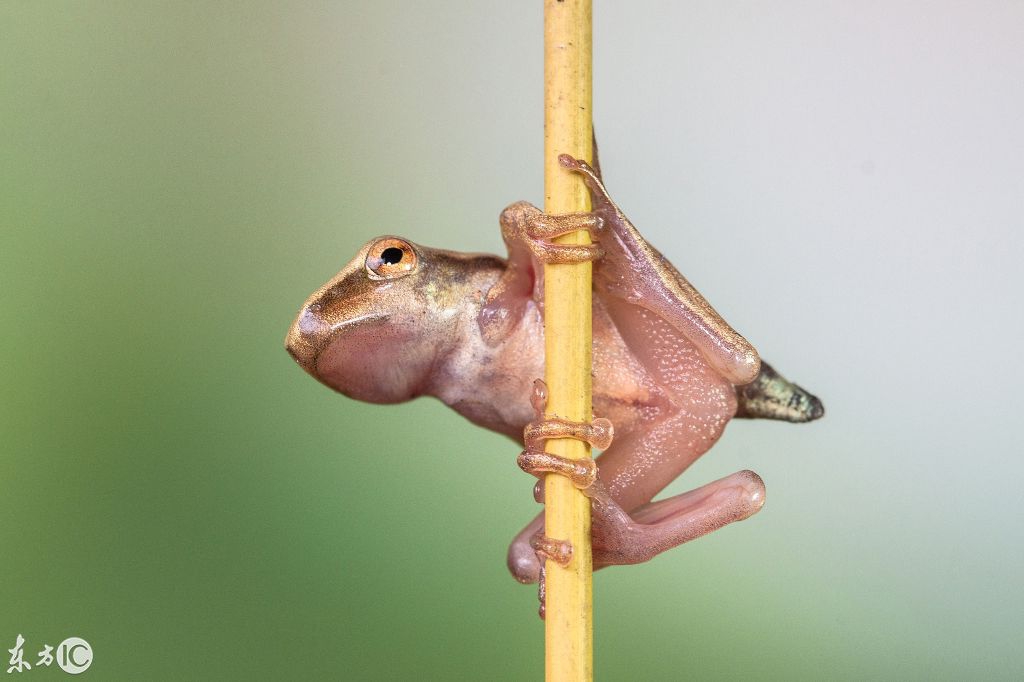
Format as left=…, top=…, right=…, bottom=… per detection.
left=3, top=2, right=1022, bottom=679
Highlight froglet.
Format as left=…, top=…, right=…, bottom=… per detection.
left=285, top=155, right=823, bottom=592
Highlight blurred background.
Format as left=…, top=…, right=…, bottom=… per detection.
left=2, top=1, right=1022, bottom=679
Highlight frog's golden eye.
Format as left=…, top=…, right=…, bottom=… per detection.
left=365, top=237, right=417, bottom=279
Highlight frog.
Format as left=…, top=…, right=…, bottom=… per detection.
left=285, top=153, right=823, bottom=594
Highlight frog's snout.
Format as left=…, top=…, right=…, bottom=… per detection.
left=285, top=306, right=328, bottom=373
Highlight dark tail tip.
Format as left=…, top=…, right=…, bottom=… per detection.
left=735, top=361, right=825, bottom=424
left=807, top=394, right=825, bottom=421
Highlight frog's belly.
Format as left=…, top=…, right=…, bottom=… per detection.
left=593, top=297, right=740, bottom=505
left=436, top=305, right=545, bottom=440
left=442, top=302, right=658, bottom=441
left=594, top=296, right=738, bottom=432
left=591, top=299, right=676, bottom=431
left=442, top=298, right=734, bottom=448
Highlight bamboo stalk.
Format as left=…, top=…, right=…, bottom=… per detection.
left=542, top=1, right=593, bottom=680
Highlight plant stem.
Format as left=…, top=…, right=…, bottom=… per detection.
left=542, top=1, right=593, bottom=679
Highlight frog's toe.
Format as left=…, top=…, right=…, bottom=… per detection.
left=558, top=154, right=615, bottom=209
left=524, top=211, right=604, bottom=241
left=527, top=238, right=603, bottom=264
left=518, top=449, right=598, bottom=488
left=522, top=210, right=605, bottom=264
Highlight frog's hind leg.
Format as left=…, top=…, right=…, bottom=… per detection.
left=589, top=470, right=765, bottom=569
left=506, top=470, right=766, bottom=581
left=507, top=379, right=613, bottom=590
left=559, top=153, right=761, bottom=386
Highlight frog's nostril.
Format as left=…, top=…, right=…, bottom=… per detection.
left=298, top=308, right=327, bottom=336
left=286, top=307, right=328, bottom=372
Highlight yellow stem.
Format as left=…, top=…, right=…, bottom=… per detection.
left=543, top=1, right=593, bottom=680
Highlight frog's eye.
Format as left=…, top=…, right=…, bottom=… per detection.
left=365, top=238, right=417, bottom=279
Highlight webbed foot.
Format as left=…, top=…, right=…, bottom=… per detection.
left=516, top=379, right=613, bottom=490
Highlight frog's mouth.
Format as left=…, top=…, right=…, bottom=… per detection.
left=285, top=307, right=388, bottom=377
left=311, top=319, right=424, bottom=404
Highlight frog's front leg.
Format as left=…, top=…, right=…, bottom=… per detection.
left=478, top=202, right=604, bottom=346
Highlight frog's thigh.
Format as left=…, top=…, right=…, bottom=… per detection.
left=594, top=405, right=732, bottom=513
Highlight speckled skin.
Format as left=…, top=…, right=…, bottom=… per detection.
left=286, top=158, right=821, bottom=584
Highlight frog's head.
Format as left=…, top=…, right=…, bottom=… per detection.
left=286, top=236, right=496, bottom=404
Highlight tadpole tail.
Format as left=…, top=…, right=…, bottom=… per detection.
left=734, top=361, right=825, bottom=423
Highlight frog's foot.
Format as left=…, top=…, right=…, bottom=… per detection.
left=590, top=470, right=766, bottom=568
left=516, top=418, right=611, bottom=618
left=518, top=379, right=613, bottom=489
left=523, top=209, right=605, bottom=264
left=510, top=379, right=615, bottom=609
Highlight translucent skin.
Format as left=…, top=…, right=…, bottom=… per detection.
left=286, top=159, right=819, bottom=584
